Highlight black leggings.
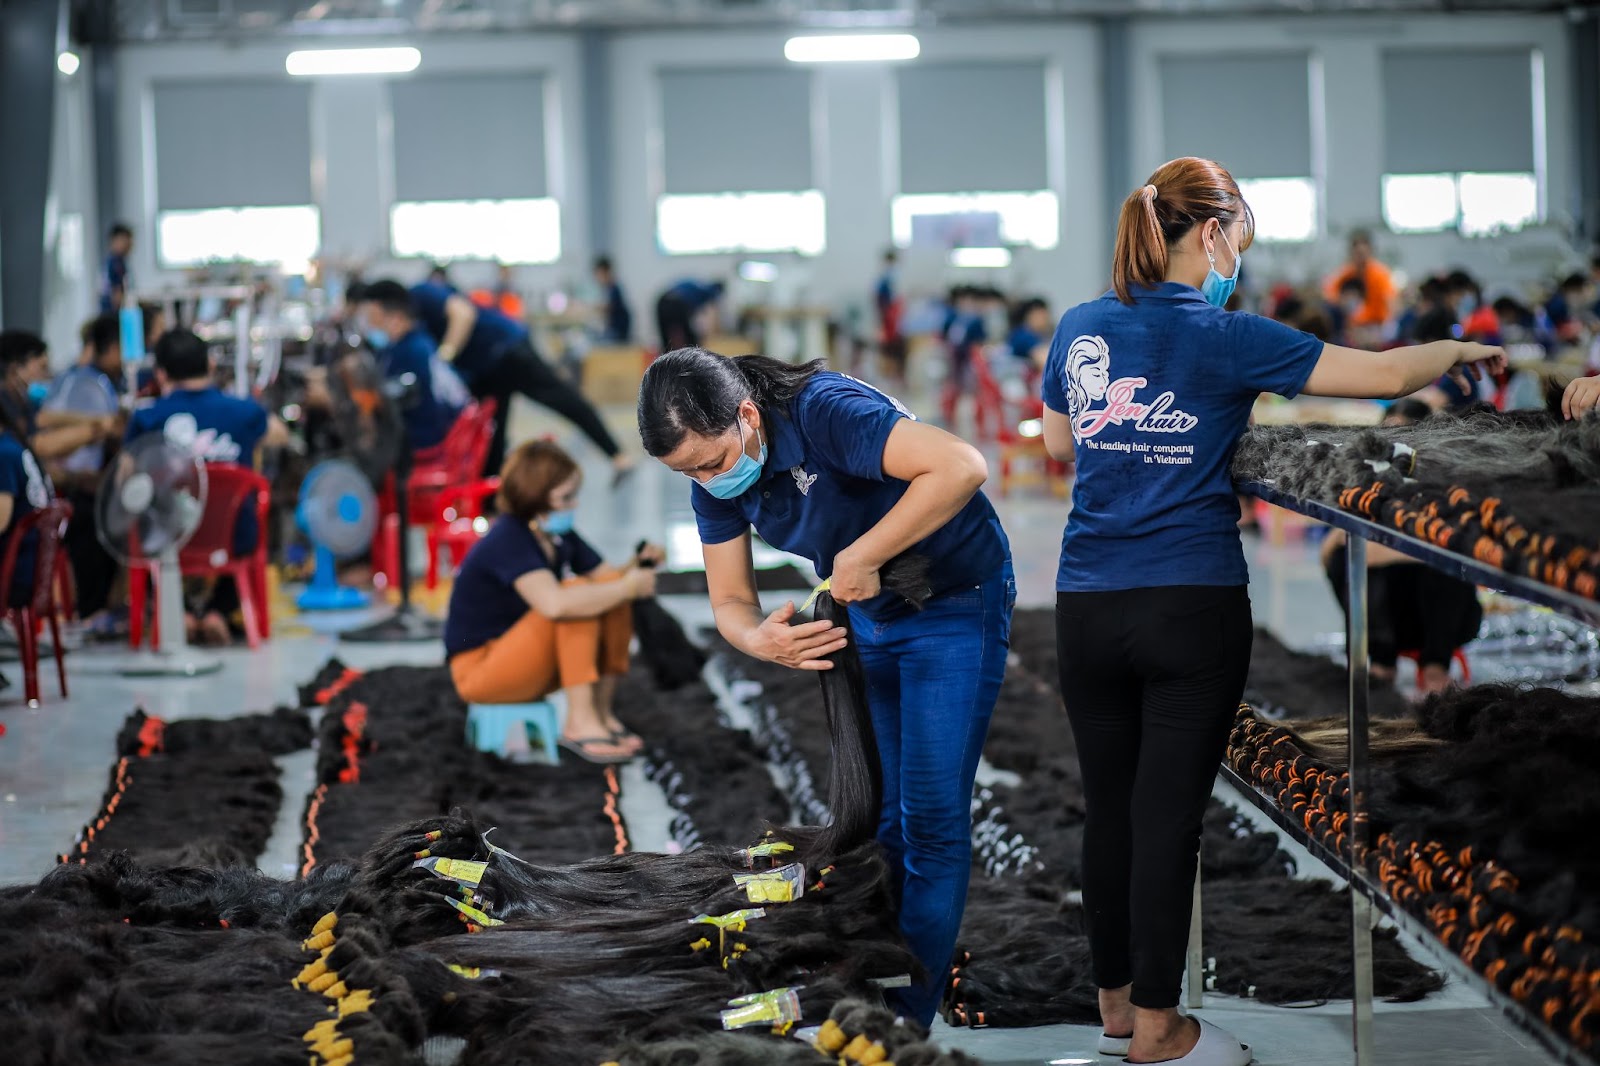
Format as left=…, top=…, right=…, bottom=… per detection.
left=476, top=340, right=620, bottom=478
left=1324, top=548, right=1483, bottom=670
left=1056, top=584, right=1253, bottom=1009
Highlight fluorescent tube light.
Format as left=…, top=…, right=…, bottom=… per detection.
left=949, top=247, right=1011, bottom=269
left=286, top=47, right=421, bottom=77
left=784, top=34, right=920, bottom=63
left=57, top=52, right=80, bottom=76
left=739, top=261, right=779, bottom=283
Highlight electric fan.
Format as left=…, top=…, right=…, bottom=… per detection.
left=95, top=433, right=223, bottom=677
left=296, top=459, right=376, bottom=611
left=327, top=352, right=443, bottom=644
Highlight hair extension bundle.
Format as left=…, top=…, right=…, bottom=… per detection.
left=1231, top=411, right=1600, bottom=601
left=59, top=749, right=284, bottom=867
left=631, top=540, right=710, bottom=691
left=116, top=706, right=314, bottom=758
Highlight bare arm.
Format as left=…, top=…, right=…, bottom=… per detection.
left=1042, top=407, right=1076, bottom=463
left=440, top=295, right=479, bottom=363
left=1302, top=340, right=1505, bottom=401
left=0, top=493, right=13, bottom=536
left=28, top=420, right=107, bottom=462
left=703, top=533, right=847, bottom=671
left=264, top=415, right=291, bottom=449
left=830, top=420, right=989, bottom=603
left=36, top=409, right=101, bottom=430
left=512, top=565, right=651, bottom=620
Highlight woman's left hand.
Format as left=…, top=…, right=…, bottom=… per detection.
left=635, top=542, right=667, bottom=568
left=828, top=548, right=881, bottom=604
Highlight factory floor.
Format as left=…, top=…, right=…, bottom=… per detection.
left=0, top=393, right=1567, bottom=1066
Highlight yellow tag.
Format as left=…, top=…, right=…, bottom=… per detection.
left=738, top=841, right=795, bottom=866
left=446, top=897, right=504, bottom=927
left=721, top=987, right=802, bottom=1030
left=732, top=864, right=806, bottom=904
left=800, top=579, right=831, bottom=614
left=418, top=857, right=489, bottom=886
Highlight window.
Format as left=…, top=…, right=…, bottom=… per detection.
left=1161, top=53, right=1318, bottom=242
left=656, top=191, right=825, bottom=257
left=389, top=74, right=554, bottom=262
left=157, top=206, right=320, bottom=268
left=1380, top=48, right=1541, bottom=236
left=390, top=199, right=561, bottom=264
left=656, top=69, right=821, bottom=256
left=1235, top=178, right=1317, bottom=243
left=1381, top=172, right=1537, bottom=236
left=890, top=191, right=1059, bottom=251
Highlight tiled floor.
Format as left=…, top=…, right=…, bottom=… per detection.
left=0, top=393, right=1570, bottom=1065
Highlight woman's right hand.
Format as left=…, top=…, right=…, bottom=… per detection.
left=624, top=565, right=658, bottom=600
left=1447, top=342, right=1507, bottom=392
left=745, top=601, right=848, bottom=671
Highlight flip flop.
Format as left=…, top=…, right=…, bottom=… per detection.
left=1098, top=1032, right=1132, bottom=1058
left=559, top=737, right=635, bottom=765
left=610, top=727, right=642, bottom=748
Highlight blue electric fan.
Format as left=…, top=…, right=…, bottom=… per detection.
left=296, top=459, right=378, bottom=611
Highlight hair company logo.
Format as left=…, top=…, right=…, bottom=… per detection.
left=1064, top=334, right=1199, bottom=443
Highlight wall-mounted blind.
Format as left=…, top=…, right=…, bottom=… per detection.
left=153, top=80, right=312, bottom=210
left=660, top=68, right=814, bottom=194
left=1160, top=53, right=1311, bottom=179
left=391, top=73, right=547, bottom=202
left=1382, top=48, right=1535, bottom=174
left=897, top=61, right=1048, bottom=195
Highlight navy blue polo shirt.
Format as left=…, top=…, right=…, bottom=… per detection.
left=100, top=253, right=128, bottom=313
left=127, top=386, right=270, bottom=555
left=444, top=518, right=603, bottom=657
left=1042, top=283, right=1323, bottom=592
left=604, top=283, right=633, bottom=343
left=1007, top=325, right=1042, bottom=362
left=691, top=372, right=1008, bottom=620
left=409, top=281, right=528, bottom=387
left=380, top=326, right=468, bottom=452
left=666, top=280, right=723, bottom=312
left=0, top=431, right=52, bottom=607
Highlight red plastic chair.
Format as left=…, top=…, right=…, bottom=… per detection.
left=424, top=477, right=501, bottom=591
left=0, top=500, right=75, bottom=706
left=128, top=464, right=271, bottom=650
left=372, top=399, right=498, bottom=591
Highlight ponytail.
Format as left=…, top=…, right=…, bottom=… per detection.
left=1110, top=157, right=1255, bottom=306
left=638, top=348, right=824, bottom=458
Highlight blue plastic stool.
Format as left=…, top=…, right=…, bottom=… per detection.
left=466, top=702, right=562, bottom=763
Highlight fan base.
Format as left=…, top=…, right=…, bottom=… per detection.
left=339, top=608, right=442, bottom=644
left=297, top=586, right=371, bottom=612
left=115, top=651, right=225, bottom=678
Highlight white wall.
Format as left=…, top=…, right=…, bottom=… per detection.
left=40, top=54, right=99, bottom=366
left=112, top=33, right=590, bottom=296
left=608, top=24, right=1103, bottom=319
left=96, top=11, right=1582, bottom=333
left=1129, top=12, right=1580, bottom=293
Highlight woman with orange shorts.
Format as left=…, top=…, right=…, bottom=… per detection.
left=445, top=440, right=660, bottom=763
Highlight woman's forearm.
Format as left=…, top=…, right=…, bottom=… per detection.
left=546, top=577, right=633, bottom=619
left=1389, top=341, right=1469, bottom=398
left=712, top=599, right=767, bottom=654
left=844, top=465, right=985, bottom=570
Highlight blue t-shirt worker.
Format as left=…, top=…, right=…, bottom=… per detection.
left=100, top=223, right=133, bottom=313
left=639, top=353, right=1014, bottom=1028
left=1037, top=157, right=1506, bottom=1066
left=0, top=429, right=54, bottom=609
left=355, top=280, right=468, bottom=453
left=409, top=279, right=625, bottom=480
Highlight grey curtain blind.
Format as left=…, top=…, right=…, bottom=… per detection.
left=1382, top=48, right=1535, bottom=174
left=897, top=62, right=1049, bottom=195
left=390, top=74, right=548, bottom=202
left=660, top=68, right=814, bottom=194
left=1160, top=53, right=1311, bottom=179
left=153, top=80, right=312, bottom=210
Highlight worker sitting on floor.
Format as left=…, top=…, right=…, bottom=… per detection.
left=444, top=439, right=660, bottom=764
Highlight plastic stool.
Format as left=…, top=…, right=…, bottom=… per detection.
left=466, top=702, right=563, bottom=763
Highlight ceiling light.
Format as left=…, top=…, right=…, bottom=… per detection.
left=784, top=34, right=920, bottom=64
left=739, top=261, right=779, bottom=283
left=949, top=247, right=1011, bottom=269
left=56, top=51, right=80, bottom=76
left=285, top=46, right=420, bottom=77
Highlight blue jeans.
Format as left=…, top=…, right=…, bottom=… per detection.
left=851, top=560, right=1015, bottom=1025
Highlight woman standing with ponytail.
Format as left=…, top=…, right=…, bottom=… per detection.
left=637, top=350, right=1014, bottom=1025
left=1042, top=158, right=1505, bottom=1066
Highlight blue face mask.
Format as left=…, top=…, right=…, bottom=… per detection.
left=542, top=510, right=575, bottom=535
left=1200, top=225, right=1242, bottom=309
left=26, top=381, right=50, bottom=407
left=701, top=417, right=766, bottom=500
left=364, top=328, right=391, bottom=351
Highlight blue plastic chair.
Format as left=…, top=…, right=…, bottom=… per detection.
left=466, top=702, right=562, bottom=763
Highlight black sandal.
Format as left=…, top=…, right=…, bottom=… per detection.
left=558, top=737, right=634, bottom=764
